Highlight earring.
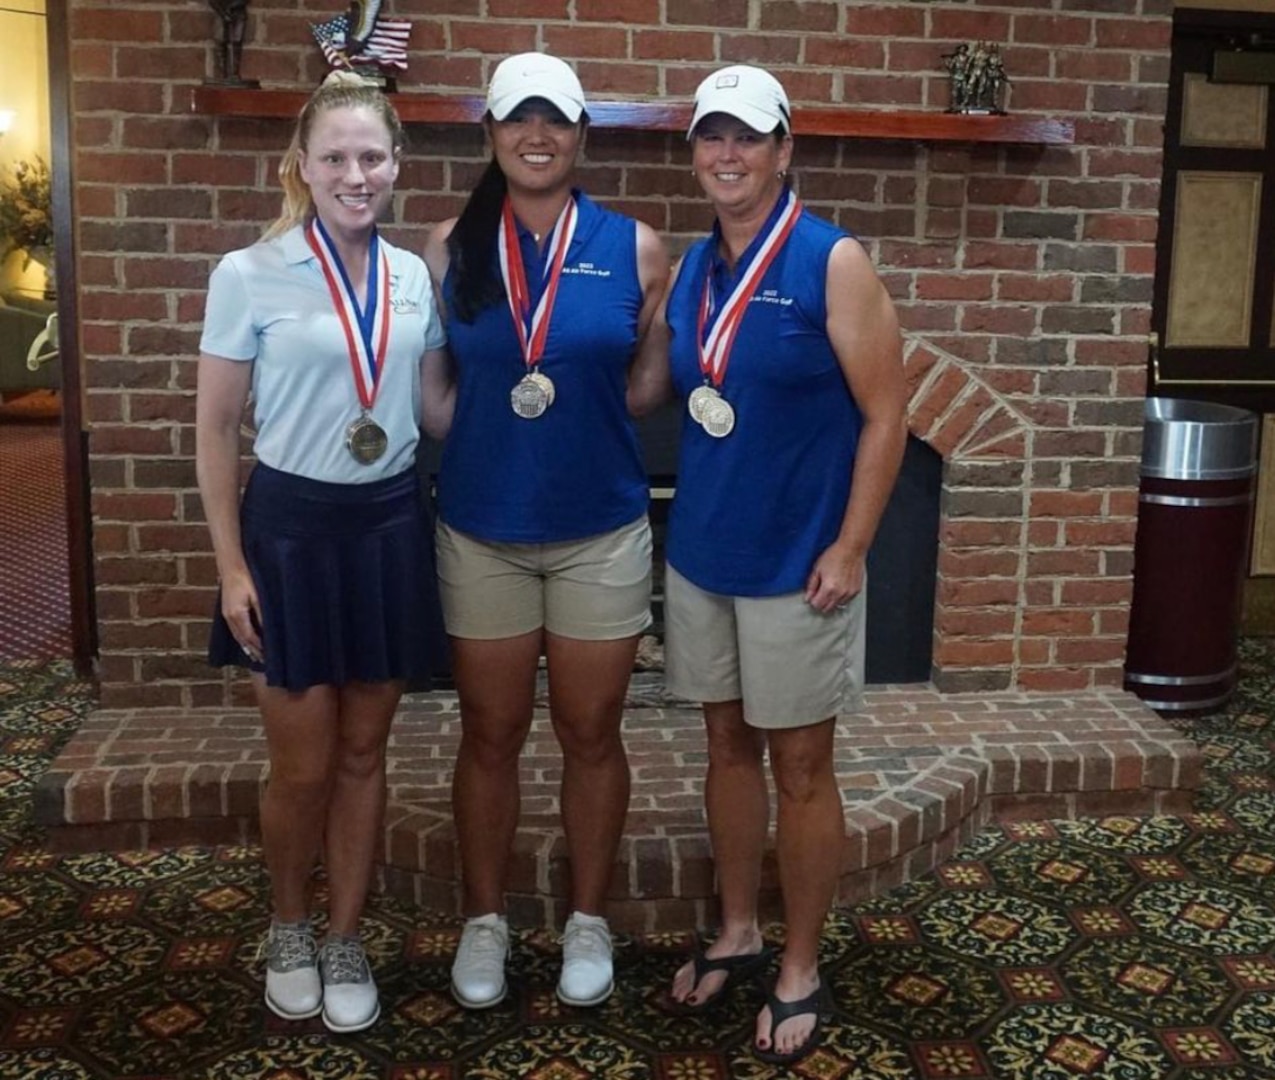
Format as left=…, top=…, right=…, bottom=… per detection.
left=777, top=169, right=787, bottom=180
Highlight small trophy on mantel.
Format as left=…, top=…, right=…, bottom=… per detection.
left=312, top=1, right=412, bottom=91
left=942, top=40, right=1009, bottom=115
left=206, top=0, right=259, bottom=88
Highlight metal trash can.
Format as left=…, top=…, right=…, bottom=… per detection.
left=1124, top=397, right=1259, bottom=713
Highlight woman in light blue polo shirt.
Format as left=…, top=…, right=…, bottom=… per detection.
left=196, top=72, right=449, bottom=1035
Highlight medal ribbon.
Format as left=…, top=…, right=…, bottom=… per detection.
left=306, top=217, right=391, bottom=411
left=697, top=189, right=802, bottom=389
left=497, top=196, right=578, bottom=372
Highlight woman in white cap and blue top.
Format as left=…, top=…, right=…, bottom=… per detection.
left=629, top=65, right=907, bottom=1064
left=196, top=72, right=451, bottom=1033
left=423, top=52, right=669, bottom=1010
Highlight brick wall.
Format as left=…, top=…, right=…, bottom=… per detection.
left=70, top=0, right=1170, bottom=707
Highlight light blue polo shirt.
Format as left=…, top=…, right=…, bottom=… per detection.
left=201, top=225, right=446, bottom=484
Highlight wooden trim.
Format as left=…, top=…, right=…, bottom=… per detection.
left=189, top=86, right=1075, bottom=145
left=46, top=0, right=97, bottom=675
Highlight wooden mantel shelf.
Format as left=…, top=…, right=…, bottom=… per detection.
left=190, top=86, right=1074, bottom=145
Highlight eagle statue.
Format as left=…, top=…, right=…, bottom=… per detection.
left=311, top=0, right=411, bottom=72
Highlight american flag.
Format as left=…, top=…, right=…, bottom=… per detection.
left=311, top=11, right=412, bottom=71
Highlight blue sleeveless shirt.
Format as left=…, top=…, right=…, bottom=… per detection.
left=666, top=199, right=863, bottom=596
left=438, top=192, right=648, bottom=542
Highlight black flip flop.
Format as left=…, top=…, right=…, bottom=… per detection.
left=752, top=979, right=830, bottom=1066
left=664, top=941, right=775, bottom=1015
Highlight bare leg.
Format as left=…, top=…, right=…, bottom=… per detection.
left=450, top=632, right=541, bottom=915
left=324, top=680, right=403, bottom=936
left=544, top=631, right=639, bottom=915
left=755, top=718, right=841, bottom=1058
left=671, top=699, right=769, bottom=1005
left=254, top=677, right=339, bottom=923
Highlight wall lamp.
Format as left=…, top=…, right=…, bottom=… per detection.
left=0, top=110, right=14, bottom=138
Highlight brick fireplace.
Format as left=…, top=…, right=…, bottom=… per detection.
left=67, top=0, right=1168, bottom=707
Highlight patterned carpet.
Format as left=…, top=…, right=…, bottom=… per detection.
left=0, top=420, right=71, bottom=665
left=5, top=647, right=1275, bottom=1078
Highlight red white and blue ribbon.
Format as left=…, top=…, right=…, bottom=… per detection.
left=306, top=217, right=391, bottom=411
left=497, top=196, right=578, bottom=372
left=697, top=189, right=802, bottom=389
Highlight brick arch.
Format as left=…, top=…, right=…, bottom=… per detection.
left=900, top=336, right=1033, bottom=690
left=902, top=337, right=1028, bottom=462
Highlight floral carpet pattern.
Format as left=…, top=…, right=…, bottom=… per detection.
left=6, top=647, right=1275, bottom=1077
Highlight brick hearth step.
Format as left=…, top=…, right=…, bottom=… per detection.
left=33, top=686, right=1201, bottom=933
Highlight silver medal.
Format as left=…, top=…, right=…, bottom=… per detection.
left=700, top=396, right=736, bottom=439
left=688, top=383, right=719, bottom=425
left=511, top=374, right=551, bottom=419
left=527, top=370, right=556, bottom=407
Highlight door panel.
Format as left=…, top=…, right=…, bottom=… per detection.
left=1152, top=12, right=1275, bottom=396
left=1167, top=172, right=1262, bottom=350
left=1181, top=72, right=1267, bottom=147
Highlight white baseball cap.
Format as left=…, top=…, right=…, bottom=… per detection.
left=486, top=52, right=587, bottom=124
left=688, top=65, right=791, bottom=138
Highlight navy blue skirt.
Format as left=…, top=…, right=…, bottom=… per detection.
left=208, top=463, right=450, bottom=691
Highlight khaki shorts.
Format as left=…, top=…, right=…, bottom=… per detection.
left=436, top=516, right=653, bottom=641
left=664, top=562, right=866, bottom=729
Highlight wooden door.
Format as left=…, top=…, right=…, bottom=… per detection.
left=1152, top=12, right=1275, bottom=400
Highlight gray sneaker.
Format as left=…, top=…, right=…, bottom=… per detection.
left=261, top=920, right=322, bottom=1020
left=319, top=936, right=380, bottom=1033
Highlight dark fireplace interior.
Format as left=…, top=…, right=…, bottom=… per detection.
left=421, top=408, right=940, bottom=685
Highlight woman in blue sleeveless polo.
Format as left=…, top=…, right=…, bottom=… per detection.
left=629, top=65, right=907, bottom=1065
left=422, top=52, right=669, bottom=1010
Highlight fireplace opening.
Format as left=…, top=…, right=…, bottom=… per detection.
left=865, top=435, right=941, bottom=683
left=634, top=408, right=939, bottom=685
left=419, top=408, right=940, bottom=686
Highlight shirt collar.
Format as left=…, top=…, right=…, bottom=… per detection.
left=280, top=223, right=316, bottom=266
left=707, top=188, right=792, bottom=282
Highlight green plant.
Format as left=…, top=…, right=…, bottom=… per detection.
left=0, top=156, right=52, bottom=254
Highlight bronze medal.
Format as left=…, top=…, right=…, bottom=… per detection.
left=346, top=413, right=389, bottom=464
left=306, top=221, right=393, bottom=468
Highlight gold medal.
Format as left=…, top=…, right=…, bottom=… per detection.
left=511, top=374, right=551, bottom=419
left=346, top=413, right=389, bottom=464
left=306, top=221, right=393, bottom=468
left=688, top=384, right=719, bottom=425
left=700, top=396, right=736, bottom=439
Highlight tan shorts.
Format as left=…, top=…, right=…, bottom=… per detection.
left=436, top=516, right=653, bottom=641
left=664, top=562, right=866, bottom=729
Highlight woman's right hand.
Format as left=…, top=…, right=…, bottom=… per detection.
left=219, top=566, right=264, bottom=663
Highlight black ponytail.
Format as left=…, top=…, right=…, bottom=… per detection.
left=447, top=159, right=508, bottom=324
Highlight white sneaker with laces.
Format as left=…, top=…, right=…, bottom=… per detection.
left=557, top=911, right=613, bottom=1007
left=319, top=936, right=380, bottom=1033
left=451, top=913, right=510, bottom=1009
left=261, top=919, right=322, bottom=1020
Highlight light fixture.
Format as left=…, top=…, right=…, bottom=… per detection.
left=0, top=110, right=14, bottom=137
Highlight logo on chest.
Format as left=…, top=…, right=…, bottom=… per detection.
left=562, top=261, right=612, bottom=279
left=751, top=288, right=793, bottom=307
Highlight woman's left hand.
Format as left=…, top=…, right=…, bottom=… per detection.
left=804, top=542, right=865, bottom=614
